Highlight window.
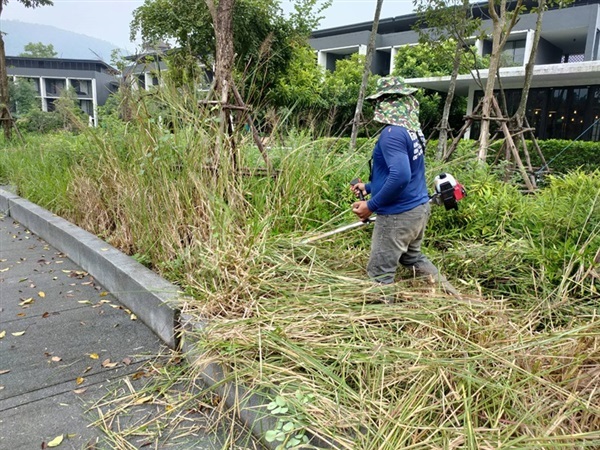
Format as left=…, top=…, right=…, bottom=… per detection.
left=45, top=79, right=66, bottom=96
left=501, top=40, right=526, bottom=66
left=70, top=79, right=91, bottom=96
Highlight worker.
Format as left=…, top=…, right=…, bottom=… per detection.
left=350, top=76, right=460, bottom=300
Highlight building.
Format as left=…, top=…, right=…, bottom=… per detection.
left=6, top=56, right=119, bottom=126
left=123, top=43, right=212, bottom=92
left=123, top=43, right=171, bottom=91
left=310, top=0, right=600, bottom=141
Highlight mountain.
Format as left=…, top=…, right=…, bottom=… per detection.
left=1, top=20, right=128, bottom=61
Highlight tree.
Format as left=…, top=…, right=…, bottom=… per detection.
left=392, top=41, right=474, bottom=138
left=0, top=0, right=54, bottom=139
left=8, top=78, right=39, bottom=116
left=477, top=0, right=525, bottom=162
left=131, top=0, right=329, bottom=172
left=131, top=0, right=328, bottom=104
left=19, top=41, right=57, bottom=58
left=349, top=0, right=383, bottom=151
left=413, top=0, right=482, bottom=160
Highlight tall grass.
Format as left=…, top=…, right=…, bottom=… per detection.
left=1, top=80, right=598, bottom=449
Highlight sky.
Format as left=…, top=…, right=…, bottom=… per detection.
left=3, top=0, right=415, bottom=54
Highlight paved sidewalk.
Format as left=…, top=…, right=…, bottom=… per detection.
left=0, top=216, right=253, bottom=449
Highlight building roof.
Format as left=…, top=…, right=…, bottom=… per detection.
left=311, top=0, right=600, bottom=38
left=407, top=61, right=600, bottom=95
left=6, top=56, right=118, bottom=74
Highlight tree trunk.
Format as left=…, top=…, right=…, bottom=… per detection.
left=477, top=1, right=505, bottom=163
left=514, top=0, right=545, bottom=126
left=206, top=0, right=235, bottom=104
left=350, top=0, right=383, bottom=151
left=205, top=0, right=236, bottom=168
left=0, top=8, right=12, bottom=140
left=436, top=39, right=462, bottom=160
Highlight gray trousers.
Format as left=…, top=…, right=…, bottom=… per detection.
left=367, top=202, right=459, bottom=295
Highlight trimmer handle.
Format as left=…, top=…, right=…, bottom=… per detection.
left=350, top=178, right=365, bottom=201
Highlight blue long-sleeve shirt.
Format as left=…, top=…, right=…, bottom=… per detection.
left=365, top=125, right=430, bottom=215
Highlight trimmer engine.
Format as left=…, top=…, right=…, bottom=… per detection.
left=432, top=173, right=466, bottom=210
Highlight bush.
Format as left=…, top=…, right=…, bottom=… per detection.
left=16, top=109, right=64, bottom=134
left=488, top=139, right=600, bottom=174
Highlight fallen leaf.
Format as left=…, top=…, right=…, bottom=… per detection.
left=76, top=377, right=85, bottom=385
left=16, top=313, right=26, bottom=317
left=99, top=292, right=108, bottom=297
left=102, top=359, right=118, bottom=368
left=83, top=366, right=92, bottom=374
left=47, top=434, right=64, bottom=447
left=77, top=300, right=92, bottom=305
left=42, top=312, right=50, bottom=318
left=89, top=353, right=99, bottom=360
left=51, top=356, right=62, bottom=362
left=130, top=314, right=137, bottom=321
left=0, top=268, right=9, bottom=272
left=0, top=369, right=10, bottom=375
left=38, top=291, right=46, bottom=298
left=73, top=388, right=87, bottom=394
left=0, top=330, right=5, bottom=339
left=12, top=331, right=25, bottom=336
left=19, top=298, right=34, bottom=306
left=122, top=357, right=132, bottom=366
left=134, top=395, right=153, bottom=405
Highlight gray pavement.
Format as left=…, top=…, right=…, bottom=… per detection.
left=0, top=216, right=258, bottom=449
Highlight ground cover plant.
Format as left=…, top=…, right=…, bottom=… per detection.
left=0, top=83, right=598, bottom=449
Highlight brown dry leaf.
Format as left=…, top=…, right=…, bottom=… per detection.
left=73, top=388, right=87, bottom=395
left=42, top=312, right=50, bottom=318
left=133, top=395, right=153, bottom=405
left=89, top=353, right=99, bottom=360
left=101, top=359, right=118, bottom=369
left=76, top=377, right=85, bottom=385
left=11, top=331, right=25, bottom=336
left=122, top=357, right=132, bottom=366
left=38, top=291, right=46, bottom=298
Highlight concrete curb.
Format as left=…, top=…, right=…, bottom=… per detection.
left=0, top=187, right=180, bottom=349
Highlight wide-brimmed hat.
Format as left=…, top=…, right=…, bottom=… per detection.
left=366, top=76, right=417, bottom=101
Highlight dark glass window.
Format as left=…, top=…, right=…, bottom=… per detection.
left=501, top=40, right=527, bottom=66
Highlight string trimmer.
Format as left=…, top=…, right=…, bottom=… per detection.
left=299, top=173, right=465, bottom=245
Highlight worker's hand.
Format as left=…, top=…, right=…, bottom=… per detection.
left=350, top=182, right=367, bottom=200
left=352, top=201, right=372, bottom=221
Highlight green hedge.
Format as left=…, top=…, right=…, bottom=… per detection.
left=488, top=139, right=600, bottom=174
